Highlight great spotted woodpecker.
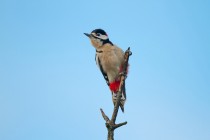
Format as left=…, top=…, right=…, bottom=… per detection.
left=84, top=29, right=128, bottom=112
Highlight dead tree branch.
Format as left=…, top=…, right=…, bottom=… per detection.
left=100, top=47, right=132, bottom=140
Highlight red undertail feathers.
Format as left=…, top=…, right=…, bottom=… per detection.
left=109, top=81, right=120, bottom=93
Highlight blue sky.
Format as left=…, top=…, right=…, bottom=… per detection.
left=0, top=0, right=210, bottom=140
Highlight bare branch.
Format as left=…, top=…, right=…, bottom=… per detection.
left=100, top=47, right=132, bottom=140
left=111, top=47, right=131, bottom=124
left=100, top=108, right=110, bottom=123
left=114, top=121, right=128, bottom=129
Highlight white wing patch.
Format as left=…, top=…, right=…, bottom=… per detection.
left=95, top=53, right=99, bottom=67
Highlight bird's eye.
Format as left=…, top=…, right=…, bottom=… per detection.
left=96, top=33, right=100, bottom=36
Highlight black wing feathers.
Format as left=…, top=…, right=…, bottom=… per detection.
left=97, top=57, right=110, bottom=86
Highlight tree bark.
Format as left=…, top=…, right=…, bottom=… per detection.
left=100, top=47, right=132, bottom=140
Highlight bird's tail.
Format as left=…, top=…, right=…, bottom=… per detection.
left=112, top=83, right=126, bottom=113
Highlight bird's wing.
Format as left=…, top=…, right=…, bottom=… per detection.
left=97, top=57, right=110, bottom=86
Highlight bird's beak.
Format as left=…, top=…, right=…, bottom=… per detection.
left=84, top=33, right=91, bottom=38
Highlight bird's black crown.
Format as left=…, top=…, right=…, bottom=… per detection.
left=91, top=29, right=107, bottom=36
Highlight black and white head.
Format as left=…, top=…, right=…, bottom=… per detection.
left=84, top=29, right=113, bottom=49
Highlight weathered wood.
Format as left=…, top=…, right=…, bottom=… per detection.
left=100, top=47, right=132, bottom=140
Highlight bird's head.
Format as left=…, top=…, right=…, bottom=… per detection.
left=84, top=29, right=112, bottom=49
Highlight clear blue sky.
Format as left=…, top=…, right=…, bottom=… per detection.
left=0, top=0, right=210, bottom=140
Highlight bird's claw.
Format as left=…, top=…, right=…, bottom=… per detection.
left=119, top=72, right=127, bottom=79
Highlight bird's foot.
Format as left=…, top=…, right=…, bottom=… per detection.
left=118, top=72, right=127, bottom=79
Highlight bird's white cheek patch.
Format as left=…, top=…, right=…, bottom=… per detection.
left=92, top=33, right=108, bottom=40
left=100, top=35, right=108, bottom=40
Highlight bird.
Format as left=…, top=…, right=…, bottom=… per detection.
left=84, top=28, right=128, bottom=112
